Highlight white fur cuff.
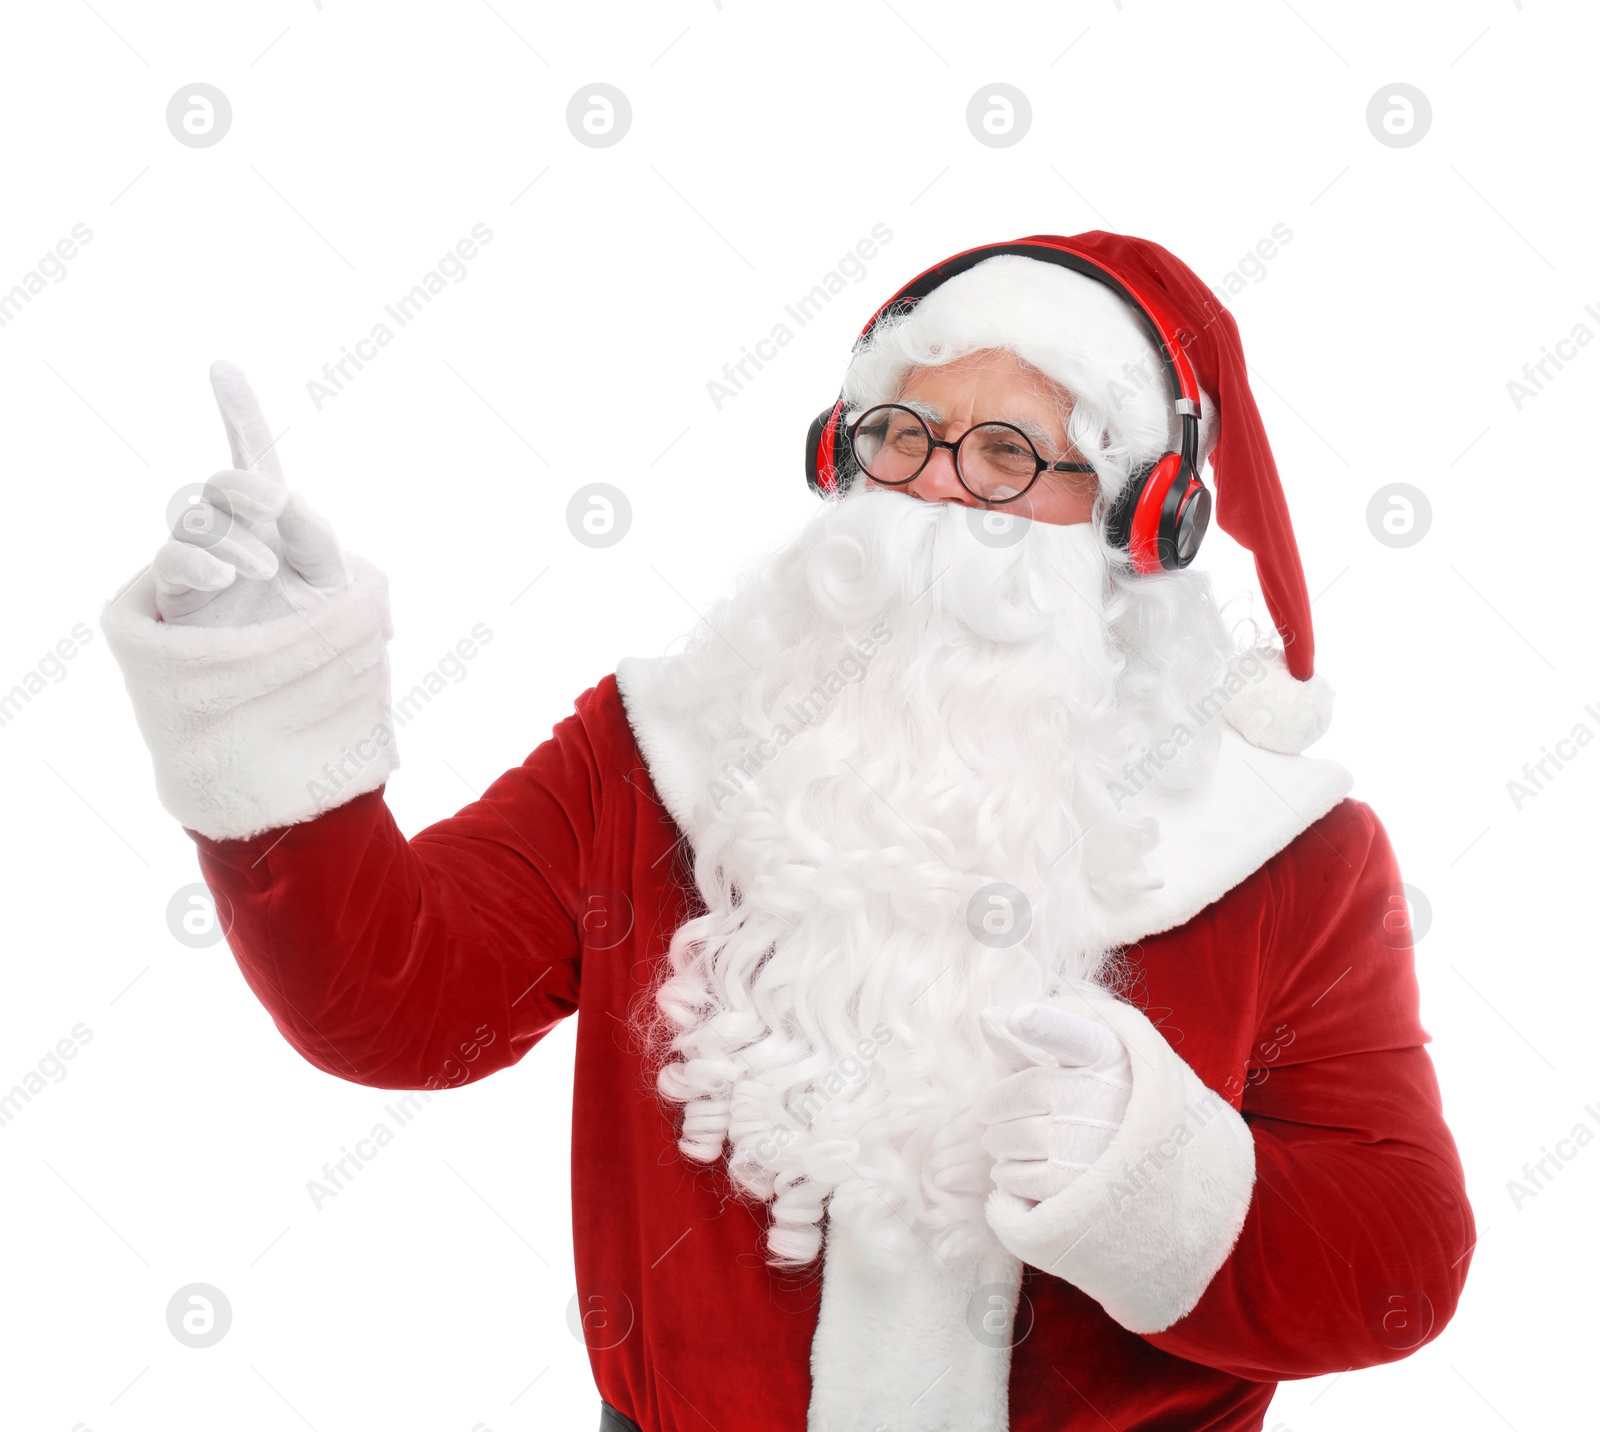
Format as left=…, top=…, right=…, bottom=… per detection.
left=984, top=981, right=1256, bottom=1334
left=100, top=556, right=398, bottom=842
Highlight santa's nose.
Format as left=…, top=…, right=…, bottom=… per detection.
left=905, top=446, right=981, bottom=506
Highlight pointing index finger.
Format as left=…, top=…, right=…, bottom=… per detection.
left=209, top=358, right=286, bottom=487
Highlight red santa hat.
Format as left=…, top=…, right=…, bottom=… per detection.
left=841, top=230, right=1333, bottom=755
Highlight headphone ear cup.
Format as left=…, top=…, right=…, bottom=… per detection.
left=804, top=408, right=830, bottom=495
left=1170, top=480, right=1211, bottom=569
left=1110, top=454, right=1207, bottom=573
left=1105, top=462, right=1153, bottom=553
left=805, top=402, right=853, bottom=496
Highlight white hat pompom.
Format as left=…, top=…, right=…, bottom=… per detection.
left=1222, top=646, right=1334, bottom=755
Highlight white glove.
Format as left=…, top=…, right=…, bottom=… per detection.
left=102, top=360, right=397, bottom=841
left=977, top=1002, right=1134, bottom=1206
left=157, top=360, right=349, bottom=625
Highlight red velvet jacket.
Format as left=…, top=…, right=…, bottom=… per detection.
left=191, top=674, right=1474, bottom=1431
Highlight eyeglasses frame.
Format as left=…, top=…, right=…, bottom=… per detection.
left=845, top=403, right=1097, bottom=506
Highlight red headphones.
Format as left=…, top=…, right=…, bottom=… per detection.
left=803, top=237, right=1212, bottom=573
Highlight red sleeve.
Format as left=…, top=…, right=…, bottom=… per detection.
left=192, top=681, right=615, bottom=1092
left=1143, top=800, right=1476, bottom=1380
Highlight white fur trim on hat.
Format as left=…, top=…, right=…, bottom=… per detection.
left=1221, top=645, right=1333, bottom=755
left=100, top=556, right=398, bottom=841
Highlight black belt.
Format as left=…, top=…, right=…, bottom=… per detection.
left=600, top=1400, right=644, bottom=1432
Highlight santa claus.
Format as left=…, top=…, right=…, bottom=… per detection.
left=101, top=233, right=1473, bottom=1432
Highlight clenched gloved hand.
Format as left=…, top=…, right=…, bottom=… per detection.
left=977, top=1001, right=1135, bottom=1205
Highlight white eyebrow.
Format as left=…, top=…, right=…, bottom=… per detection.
left=898, top=398, right=1054, bottom=448
left=998, top=416, right=1053, bottom=446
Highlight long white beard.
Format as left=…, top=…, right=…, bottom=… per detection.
left=641, top=484, right=1233, bottom=1270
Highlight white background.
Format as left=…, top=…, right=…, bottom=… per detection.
left=1, top=1, right=1593, bottom=1428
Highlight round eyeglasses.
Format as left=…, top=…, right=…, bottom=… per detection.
left=847, top=403, right=1097, bottom=505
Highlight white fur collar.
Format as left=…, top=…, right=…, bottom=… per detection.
left=612, top=651, right=1351, bottom=1429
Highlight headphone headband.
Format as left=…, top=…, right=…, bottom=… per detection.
left=864, top=239, right=1200, bottom=401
